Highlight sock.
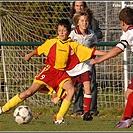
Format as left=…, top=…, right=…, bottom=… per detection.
left=56, top=99, right=71, bottom=120
left=84, top=94, right=92, bottom=114
left=2, top=94, right=23, bottom=113
left=122, top=92, right=133, bottom=120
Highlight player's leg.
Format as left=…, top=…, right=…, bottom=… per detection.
left=1, top=83, right=44, bottom=114
left=90, top=66, right=99, bottom=116
left=122, top=92, right=133, bottom=120
left=122, top=80, right=133, bottom=121
left=83, top=81, right=91, bottom=113
left=115, top=92, right=133, bottom=128
left=82, top=80, right=93, bottom=121
left=70, top=75, right=84, bottom=117
left=79, top=71, right=93, bottom=121
left=55, top=80, right=75, bottom=124
left=115, top=88, right=133, bottom=128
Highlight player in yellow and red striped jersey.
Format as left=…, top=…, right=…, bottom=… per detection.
left=0, top=19, right=106, bottom=124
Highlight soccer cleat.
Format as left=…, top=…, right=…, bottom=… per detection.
left=83, top=112, right=93, bottom=121
left=114, top=119, right=131, bottom=128
left=0, top=107, right=2, bottom=115
left=53, top=117, right=66, bottom=124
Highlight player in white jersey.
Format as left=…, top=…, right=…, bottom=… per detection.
left=69, top=1, right=102, bottom=116
left=67, top=10, right=98, bottom=121
left=90, top=7, right=133, bottom=128
left=67, top=27, right=97, bottom=76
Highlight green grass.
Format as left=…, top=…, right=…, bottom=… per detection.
left=0, top=106, right=132, bottom=132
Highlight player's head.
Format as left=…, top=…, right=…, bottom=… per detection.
left=73, top=10, right=90, bottom=30
left=57, top=19, right=71, bottom=41
left=70, top=1, right=88, bottom=19
left=119, top=7, right=133, bottom=31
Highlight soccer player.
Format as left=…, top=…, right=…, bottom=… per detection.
left=66, top=10, right=98, bottom=121
left=90, top=7, right=133, bottom=128
left=0, top=19, right=106, bottom=124
left=69, top=1, right=103, bottom=116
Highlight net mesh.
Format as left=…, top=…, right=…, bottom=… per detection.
left=0, top=1, right=133, bottom=108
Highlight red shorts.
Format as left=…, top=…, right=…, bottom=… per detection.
left=128, top=77, right=133, bottom=90
left=71, top=71, right=91, bottom=86
left=33, top=65, right=71, bottom=98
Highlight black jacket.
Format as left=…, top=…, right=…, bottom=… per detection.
left=89, top=17, right=103, bottom=41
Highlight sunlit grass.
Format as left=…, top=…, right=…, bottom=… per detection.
left=0, top=105, right=132, bottom=132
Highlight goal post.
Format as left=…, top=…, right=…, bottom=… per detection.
left=0, top=14, right=9, bottom=101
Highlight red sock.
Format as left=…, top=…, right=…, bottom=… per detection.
left=84, top=94, right=92, bottom=114
left=122, top=92, right=133, bottom=120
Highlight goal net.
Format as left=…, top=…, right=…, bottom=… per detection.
left=0, top=1, right=133, bottom=108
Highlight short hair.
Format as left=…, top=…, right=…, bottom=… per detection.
left=119, top=7, right=133, bottom=25
left=57, top=19, right=71, bottom=32
left=73, top=10, right=89, bottom=26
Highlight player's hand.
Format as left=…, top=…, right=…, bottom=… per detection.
left=51, top=91, right=60, bottom=104
left=24, top=54, right=31, bottom=61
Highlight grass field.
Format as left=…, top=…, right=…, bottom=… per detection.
left=0, top=105, right=133, bottom=132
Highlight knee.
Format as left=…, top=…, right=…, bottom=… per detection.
left=67, top=87, right=75, bottom=96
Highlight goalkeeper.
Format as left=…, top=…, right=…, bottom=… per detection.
left=90, top=7, right=133, bottom=128
left=0, top=19, right=106, bottom=124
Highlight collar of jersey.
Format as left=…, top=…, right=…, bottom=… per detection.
left=56, top=36, right=72, bottom=44
left=127, top=25, right=133, bottom=30
left=74, top=27, right=91, bottom=35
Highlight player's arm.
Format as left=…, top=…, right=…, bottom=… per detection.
left=24, top=49, right=36, bottom=61
left=90, top=46, right=123, bottom=65
left=94, top=49, right=107, bottom=56
left=24, top=40, right=49, bottom=61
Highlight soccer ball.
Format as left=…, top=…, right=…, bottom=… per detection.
left=13, top=105, right=33, bottom=124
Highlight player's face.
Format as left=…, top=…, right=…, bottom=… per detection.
left=78, top=15, right=89, bottom=31
left=58, top=25, right=70, bottom=41
left=74, top=1, right=84, bottom=13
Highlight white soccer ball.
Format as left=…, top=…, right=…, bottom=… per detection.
left=13, top=105, right=33, bottom=124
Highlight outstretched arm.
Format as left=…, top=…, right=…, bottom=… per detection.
left=94, top=50, right=107, bottom=56
left=90, top=46, right=123, bottom=65
left=24, top=50, right=36, bottom=61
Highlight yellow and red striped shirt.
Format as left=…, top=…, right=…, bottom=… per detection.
left=36, top=36, right=95, bottom=71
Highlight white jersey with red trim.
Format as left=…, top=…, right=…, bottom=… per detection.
left=116, top=28, right=133, bottom=51
left=67, top=28, right=97, bottom=76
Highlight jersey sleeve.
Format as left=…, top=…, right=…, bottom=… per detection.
left=116, top=30, right=133, bottom=51
left=116, top=34, right=128, bottom=51
left=36, top=39, right=54, bottom=56
left=72, top=42, right=96, bottom=62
